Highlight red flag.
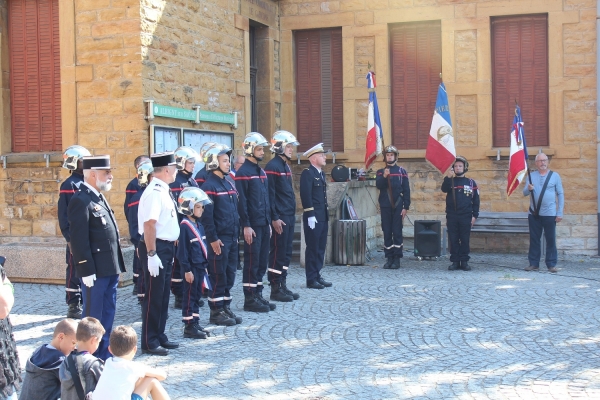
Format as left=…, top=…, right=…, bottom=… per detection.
left=507, top=106, right=528, bottom=196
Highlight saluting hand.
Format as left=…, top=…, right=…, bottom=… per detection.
left=211, top=240, right=224, bottom=255
left=244, top=227, right=256, bottom=245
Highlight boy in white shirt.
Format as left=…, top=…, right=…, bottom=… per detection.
left=92, top=326, right=170, bottom=400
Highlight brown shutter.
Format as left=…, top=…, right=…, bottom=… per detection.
left=9, top=0, right=62, bottom=153
left=492, top=14, right=548, bottom=147
left=390, top=21, right=441, bottom=150
left=295, top=28, right=343, bottom=152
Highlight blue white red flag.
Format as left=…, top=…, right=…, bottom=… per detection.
left=425, top=82, right=456, bottom=174
left=365, top=72, right=383, bottom=169
left=202, top=271, right=212, bottom=291
left=507, top=105, right=529, bottom=196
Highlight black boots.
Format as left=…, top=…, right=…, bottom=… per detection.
left=67, top=303, right=82, bottom=319
left=281, top=278, right=299, bottom=300
left=270, top=282, right=294, bottom=302
left=390, top=257, right=401, bottom=270
left=184, top=323, right=210, bottom=339
left=256, top=291, right=276, bottom=310
left=243, top=294, right=270, bottom=313
left=209, top=308, right=236, bottom=326
left=223, top=304, right=242, bottom=324
left=383, top=258, right=393, bottom=269
left=448, top=261, right=471, bottom=271
left=448, top=262, right=460, bottom=271
left=461, top=261, right=471, bottom=271
left=174, top=296, right=182, bottom=309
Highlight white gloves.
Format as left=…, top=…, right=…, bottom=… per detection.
left=308, top=216, right=317, bottom=230
left=148, top=254, right=163, bottom=277
left=82, top=274, right=96, bottom=288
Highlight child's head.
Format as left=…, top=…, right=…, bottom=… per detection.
left=76, top=317, right=105, bottom=354
left=108, top=325, right=137, bottom=359
left=50, top=318, right=78, bottom=356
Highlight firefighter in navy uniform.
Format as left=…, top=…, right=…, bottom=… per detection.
left=375, top=145, right=411, bottom=269
left=236, top=132, right=275, bottom=313
left=169, top=146, right=201, bottom=309
left=441, top=156, right=480, bottom=271
left=194, top=142, right=217, bottom=186
left=264, top=130, right=300, bottom=302
left=300, top=143, right=332, bottom=289
left=58, top=145, right=91, bottom=319
left=200, top=145, right=241, bottom=326
left=126, top=160, right=154, bottom=304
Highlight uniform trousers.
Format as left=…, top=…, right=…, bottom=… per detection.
left=242, top=225, right=270, bottom=296
left=139, top=239, right=174, bottom=350
left=303, top=214, right=328, bottom=284
left=65, top=247, right=81, bottom=305
left=181, top=267, right=203, bottom=325
left=131, top=244, right=139, bottom=286
left=207, top=235, right=237, bottom=309
left=447, top=214, right=472, bottom=262
left=268, top=214, right=295, bottom=284
left=133, top=242, right=145, bottom=300
left=380, top=206, right=404, bottom=259
left=171, top=252, right=183, bottom=298
left=81, top=273, right=119, bottom=361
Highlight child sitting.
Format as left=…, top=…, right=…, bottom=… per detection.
left=59, top=317, right=105, bottom=400
left=92, top=325, right=170, bottom=400
left=20, top=318, right=78, bottom=400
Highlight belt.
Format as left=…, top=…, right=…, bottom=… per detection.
left=140, top=238, right=175, bottom=244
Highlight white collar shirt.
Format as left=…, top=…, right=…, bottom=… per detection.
left=137, top=177, right=180, bottom=241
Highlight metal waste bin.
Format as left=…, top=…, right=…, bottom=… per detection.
left=333, top=219, right=366, bottom=265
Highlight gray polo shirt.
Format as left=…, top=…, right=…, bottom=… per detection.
left=523, top=170, right=564, bottom=217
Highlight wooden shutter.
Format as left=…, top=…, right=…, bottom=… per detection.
left=9, top=0, right=62, bottom=153
left=295, top=28, right=344, bottom=152
left=390, top=21, right=441, bottom=150
left=492, top=14, right=548, bottom=147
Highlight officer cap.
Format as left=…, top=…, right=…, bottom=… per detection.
left=303, top=143, right=326, bottom=158
left=151, top=152, right=176, bottom=167
left=82, top=155, right=112, bottom=170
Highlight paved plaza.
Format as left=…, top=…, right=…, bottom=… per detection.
left=11, top=251, right=600, bottom=399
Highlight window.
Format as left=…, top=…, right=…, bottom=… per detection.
left=295, top=28, right=344, bottom=152
left=390, top=20, right=441, bottom=150
left=491, top=14, right=548, bottom=147
left=9, top=0, right=62, bottom=152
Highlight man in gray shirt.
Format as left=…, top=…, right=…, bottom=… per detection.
left=523, top=153, right=564, bottom=273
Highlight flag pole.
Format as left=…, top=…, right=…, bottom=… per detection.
left=517, top=100, right=537, bottom=214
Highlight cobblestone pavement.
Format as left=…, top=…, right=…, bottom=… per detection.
left=11, top=250, right=600, bottom=399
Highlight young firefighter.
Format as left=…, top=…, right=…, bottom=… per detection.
left=176, top=187, right=214, bottom=339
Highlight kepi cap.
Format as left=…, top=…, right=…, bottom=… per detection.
left=151, top=152, right=176, bottom=167
left=82, top=155, right=111, bottom=170
left=303, top=143, right=326, bottom=158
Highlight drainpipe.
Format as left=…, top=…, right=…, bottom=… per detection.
left=597, top=0, right=600, bottom=255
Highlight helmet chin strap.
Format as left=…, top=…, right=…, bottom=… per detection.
left=250, top=153, right=263, bottom=162
left=455, top=171, right=465, bottom=177
left=386, top=156, right=397, bottom=166
left=280, top=152, right=291, bottom=161
left=217, top=167, right=229, bottom=176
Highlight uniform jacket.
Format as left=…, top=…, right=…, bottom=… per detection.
left=265, top=155, right=296, bottom=220
left=68, top=185, right=126, bottom=278
left=441, top=176, right=480, bottom=218
left=234, top=159, right=271, bottom=227
left=375, top=165, right=411, bottom=209
left=123, top=177, right=141, bottom=222
left=200, top=172, right=240, bottom=243
left=177, top=216, right=209, bottom=273
left=300, top=165, right=329, bottom=222
left=194, top=166, right=208, bottom=186
left=58, top=172, right=84, bottom=244
left=126, top=188, right=145, bottom=246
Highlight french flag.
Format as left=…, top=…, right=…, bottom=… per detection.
left=365, top=71, right=383, bottom=170
left=425, top=82, right=456, bottom=174
left=202, top=271, right=212, bottom=291
left=507, top=105, right=528, bottom=196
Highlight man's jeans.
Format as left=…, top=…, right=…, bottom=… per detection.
left=528, top=214, right=557, bottom=268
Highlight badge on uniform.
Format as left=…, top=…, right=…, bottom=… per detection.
left=463, top=185, right=472, bottom=196
left=94, top=205, right=101, bottom=211
left=101, top=216, right=107, bottom=226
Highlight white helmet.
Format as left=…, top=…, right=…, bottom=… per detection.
left=62, top=145, right=91, bottom=170
left=271, top=130, right=299, bottom=155
left=173, top=146, right=199, bottom=171
left=242, top=132, right=269, bottom=157
left=203, top=144, right=232, bottom=172
left=136, top=160, right=154, bottom=187
left=177, top=187, right=212, bottom=216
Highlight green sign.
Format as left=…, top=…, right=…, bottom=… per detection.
left=153, top=104, right=196, bottom=121
left=200, top=110, right=236, bottom=125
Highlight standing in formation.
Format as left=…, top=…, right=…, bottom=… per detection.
left=236, top=133, right=274, bottom=313
left=264, top=131, right=300, bottom=302
left=68, top=155, right=125, bottom=360
left=200, top=145, right=242, bottom=326
left=441, top=156, right=480, bottom=271
left=523, top=153, right=564, bottom=273
left=376, top=145, right=411, bottom=269
left=137, top=153, right=180, bottom=356
left=58, top=145, right=91, bottom=319
left=300, top=143, right=332, bottom=289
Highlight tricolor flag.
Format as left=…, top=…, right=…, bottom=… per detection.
left=365, top=71, right=383, bottom=170
left=202, top=271, right=212, bottom=291
left=425, top=82, right=456, bottom=174
left=507, top=105, right=529, bottom=197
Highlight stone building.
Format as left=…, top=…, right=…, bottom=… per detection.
left=0, top=0, right=596, bottom=281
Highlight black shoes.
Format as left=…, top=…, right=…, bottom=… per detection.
left=209, top=309, right=237, bottom=325
left=142, top=346, right=169, bottom=356
left=449, top=261, right=471, bottom=271
left=184, top=323, right=209, bottom=339
left=243, top=295, right=270, bottom=313
left=448, top=262, right=460, bottom=271
left=256, top=292, right=276, bottom=310
left=270, top=282, right=294, bottom=302
left=390, top=257, right=401, bottom=270
left=461, top=261, right=471, bottom=271
left=223, top=304, right=242, bottom=324
left=382, top=258, right=393, bottom=269
left=281, top=279, right=300, bottom=300
left=67, top=303, right=82, bottom=319
left=307, top=281, right=325, bottom=289
left=317, top=277, right=332, bottom=287
left=174, top=296, right=182, bottom=309
left=160, top=340, right=179, bottom=349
